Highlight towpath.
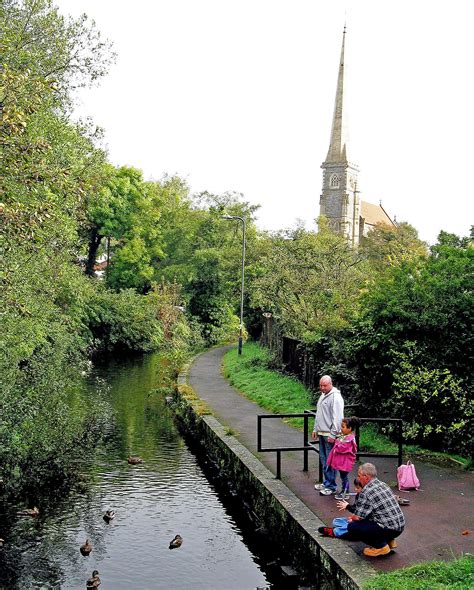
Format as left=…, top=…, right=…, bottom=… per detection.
left=188, top=346, right=474, bottom=573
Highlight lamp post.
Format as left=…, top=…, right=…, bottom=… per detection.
left=222, top=215, right=246, bottom=355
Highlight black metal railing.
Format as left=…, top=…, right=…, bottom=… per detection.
left=257, top=409, right=403, bottom=480
left=257, top=410, right=317, bottom=479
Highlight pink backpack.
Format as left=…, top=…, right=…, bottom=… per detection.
left=397, top=460, right=420, bottom=490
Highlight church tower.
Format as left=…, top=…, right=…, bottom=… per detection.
left=320, top=27, right=361, bottom=247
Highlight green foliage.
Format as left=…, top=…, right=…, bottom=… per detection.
left=360, top=221, right=428, bottom=272
left=260, top=226, right=474, bottom=457
left=1, top=0, right=112, bottom=257
left=0, top=247, right=108, bottom=496
left=85, top=166, right=166, bottom=289
left=187, top=249, right=243, bottom=345
left=223, top=343, right=401, bottom=450
left=352, top=233, right=473, bottom=453
left=390, top=346, right=472, bottom=454
left=250, top=219, right=369, bottom=339
left=86, top=288, right=163, bottom=352
left=363, top=554, right=474, bottom=590
left=0, top=0, right=148, bottom=498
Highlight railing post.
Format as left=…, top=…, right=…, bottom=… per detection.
left=355, top=422, right=360, bottom=461
left=257, top=416, right=262, bottom=452
left=398, top=420, right=403, bottom=466
left=276, top=451, right=281, bottom=479
left=303, top=413, right=308, bottom=472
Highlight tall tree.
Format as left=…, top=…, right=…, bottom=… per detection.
left=0, top=0, right=115, bottom=495
left=360, top=221, right=428, bottom=273
left=251, top=218, right=368, bottom=340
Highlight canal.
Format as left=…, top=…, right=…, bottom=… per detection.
left=0, top=353, right=293, bottom=589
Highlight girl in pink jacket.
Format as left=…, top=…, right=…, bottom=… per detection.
left=326, top=416, right=359, bottom=500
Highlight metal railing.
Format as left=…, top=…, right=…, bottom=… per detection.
left=257, top=410, right=317, bottom=479
left=257, top=409, right=403, bottom=480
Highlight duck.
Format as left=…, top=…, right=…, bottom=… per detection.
left=86, top=570, right=101, bottom=588
left=19, top=506, right=39, bottom=517
left=80, top=539, right=93, bottom=556
left=169, top=534, right=183, bottom=549
left=127, top=455, right=143, bottom=465
left=103, top=509, right=115, bottom=523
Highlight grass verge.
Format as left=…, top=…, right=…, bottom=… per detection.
left=363, top=554, right=474, bottom=589
left=222, top=342, right=471, bottom=467
left=223, top=342, right=397, bottom=451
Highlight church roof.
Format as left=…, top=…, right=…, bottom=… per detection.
left=361, top=201, right=394, bottom=227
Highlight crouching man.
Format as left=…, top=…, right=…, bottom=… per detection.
left=336, top=462, right=405, bottom=557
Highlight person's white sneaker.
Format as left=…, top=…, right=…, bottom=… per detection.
left=314, top=483, right=325, bottom=490
left=319, top=487, right=336, bottom=496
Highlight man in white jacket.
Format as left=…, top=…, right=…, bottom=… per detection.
left=311, top=375, right=344, bottom=495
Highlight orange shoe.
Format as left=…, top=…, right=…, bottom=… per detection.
left=388, top=539, right=397, bottom=549
left=363, top=545, right=391, bottom=557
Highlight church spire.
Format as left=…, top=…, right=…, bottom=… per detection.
left=325, top=26, right=349, bottom=163
left=319, top=24, right=360, bottom=247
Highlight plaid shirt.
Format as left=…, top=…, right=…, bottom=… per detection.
left=354, top=478, right=406, bottom=531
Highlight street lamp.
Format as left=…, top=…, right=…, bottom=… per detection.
left=221, top=215, right=246, bottom=355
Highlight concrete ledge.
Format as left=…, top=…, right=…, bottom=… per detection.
left=175, top=361, right=376, bottom=590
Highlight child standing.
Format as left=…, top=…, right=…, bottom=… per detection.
left=326, top=416, right=359, bottom=500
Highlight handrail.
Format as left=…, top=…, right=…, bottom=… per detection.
left=257, top=410, right=403, bottom=480
left=257, top=410, right=317, bottom=479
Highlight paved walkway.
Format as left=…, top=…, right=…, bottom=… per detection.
left=188, top=346, right=474, bottom=573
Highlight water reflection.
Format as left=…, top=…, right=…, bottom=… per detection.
left=0, top=354, right=277, bottom=589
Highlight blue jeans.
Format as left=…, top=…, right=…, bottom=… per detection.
left=332, top=517, right=349, bottom=537
left=319, top=435, right=336, bottom=491
left=339, top=470, right=350, bottom=492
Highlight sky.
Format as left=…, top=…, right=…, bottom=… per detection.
left=54, top=0, right=474, bottom=244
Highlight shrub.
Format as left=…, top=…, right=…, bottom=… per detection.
left=389, top=346, right=473, bottom=454
left=86, top=288, right=163, bottom=352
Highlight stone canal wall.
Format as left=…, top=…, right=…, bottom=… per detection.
left=174, top=365, right=376, bottom=590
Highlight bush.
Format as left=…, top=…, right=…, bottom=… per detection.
left=202, top=302, right=244, bottom=346
left=389, top=346, right=473, bottom=454
left=0, top=302, right=108, bottom=497
left=86, top=288, right=163, bottom=352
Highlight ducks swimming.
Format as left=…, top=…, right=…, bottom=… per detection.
left=103, top=509, right=115, bottom=523
left=86, top=570, right=101, bottom=588
left=127, top=455, right=143, bottom=465
left=169, top=534, right=183, bottom=549
left=80, top=539, right=93, bottom=556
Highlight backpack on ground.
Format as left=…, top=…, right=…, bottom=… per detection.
left=397, top=460, right=420, bottom=490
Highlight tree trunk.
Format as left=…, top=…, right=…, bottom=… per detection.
left=85, top=229, right=103, bottom=276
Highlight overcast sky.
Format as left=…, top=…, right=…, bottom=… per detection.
left=55, top=0, right=474, bottom=244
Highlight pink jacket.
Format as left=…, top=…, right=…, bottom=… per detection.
left=326, top=433, right=357, bottom=472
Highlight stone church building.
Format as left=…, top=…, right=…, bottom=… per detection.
left=319, top=28, right=394, bottom=247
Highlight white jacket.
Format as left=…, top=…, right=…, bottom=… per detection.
left=313, top=387, right=344, bottom=438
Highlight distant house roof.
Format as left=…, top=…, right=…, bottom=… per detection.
left=361, top=200, right=394, bottom=227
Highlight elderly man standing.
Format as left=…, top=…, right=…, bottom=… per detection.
left=311, top=375, right=344, bottom=495
left=331, top=462, right=406, bottom=557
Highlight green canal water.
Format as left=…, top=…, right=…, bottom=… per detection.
left=0, top=353, right=295, bottom=589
